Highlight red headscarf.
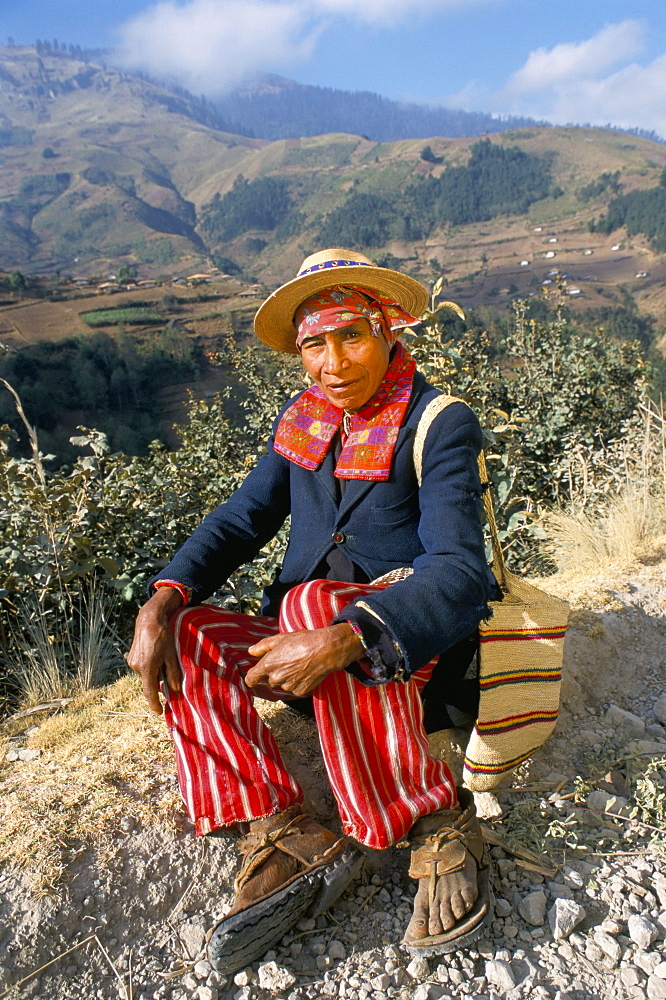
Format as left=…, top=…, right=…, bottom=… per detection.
left=294, top=286, right=418, bottom=350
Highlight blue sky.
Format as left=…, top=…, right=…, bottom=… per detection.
left=4, top=0, right=666, bottom=135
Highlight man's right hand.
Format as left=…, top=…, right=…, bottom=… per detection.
left=127, top=587, right=184, bottom=714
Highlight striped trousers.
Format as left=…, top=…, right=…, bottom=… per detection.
left=164, top=579, right=457, bottom=849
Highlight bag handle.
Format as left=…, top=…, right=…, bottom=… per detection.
left=413, top=395, right=508, bottom=590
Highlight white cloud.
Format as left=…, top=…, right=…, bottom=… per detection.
left=115, top=0, right=321, bottom=94
left=115, top=0, right=491, bottom=94
left=502, top=20, right=645, bottom=95
left=448, top=21, right=666, bottom=139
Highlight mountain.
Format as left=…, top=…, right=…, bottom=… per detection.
left=2, top=44, right=666, bottom=328
left=214, top=74, right=542, bottom=142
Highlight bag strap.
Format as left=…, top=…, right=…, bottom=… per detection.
left=413, top=394, right=508, bottom=590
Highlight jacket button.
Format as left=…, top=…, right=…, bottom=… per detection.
left=332, top=531, right=346, bottom=544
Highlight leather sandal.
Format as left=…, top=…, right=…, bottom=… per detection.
left=208, top=804, right=362, bottom=974
left=402, top=787, right=492, bottom=956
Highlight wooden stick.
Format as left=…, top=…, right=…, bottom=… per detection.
left=0, top=934, right=96, bottom=999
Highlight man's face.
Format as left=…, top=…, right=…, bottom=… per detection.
left=299, top=319, right=391, bottom=412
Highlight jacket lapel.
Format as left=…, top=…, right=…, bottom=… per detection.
left=314, top=442, right=340, bottom=506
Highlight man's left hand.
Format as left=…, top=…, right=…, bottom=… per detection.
left=246, top=624, right=364, bottom=698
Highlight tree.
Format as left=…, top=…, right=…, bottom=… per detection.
left=9, top=271, right=26, bottom=297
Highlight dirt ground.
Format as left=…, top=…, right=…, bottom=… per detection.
left=0, top=559, right=665, bottom=1000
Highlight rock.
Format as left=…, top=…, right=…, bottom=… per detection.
left=518, top=890, right=547, bottom=926
left=654, top=692, right=666, bottom=726
left=17, top=747, right=41, bottom=761
left=593, top=929, right=622, bottom=965
left=648, top=976, right=666, bottom=1000
left=194, top=960, right=211, bottom=980
left=119, top=816, right=135, bottom=833
left=585, top=790, right=630, bottom=816
left=233, top=969, right=253, bottom=987
left=636, top=953, right=662, bottom=976
left=621, top=966, right=646, bottom=988
left=407, top=956, right=430, bottom=979
left=600, top=918, right=623, bottom=935
left=548, top=899, right=586, bottom=940
left=473, top=792, right=503, bottom=819
left=485, top=959, right=516, bottom=992
left=196, top=988, right=217, bottom=1000
left=603, top=705, right=646, bottom=739
left=548, top=882, right=574, bottom=900
left=655, top=963, right=666, bottom=980
left=413, top=986, right=449, bottom=1000
left=179, top=916, right=207, bottom=959
left=328, top=939, right=346, bottom=962
left=629, top=915, right=659, bottom=950
left=495, top=898, right=513, bottom=918
left=4, top=749, right=18, bottom=762
left=370, top=974, right=390, bottom=991
left=627, top=740, right=666, bottom=755
left=257, top=962, right=297, bottom=991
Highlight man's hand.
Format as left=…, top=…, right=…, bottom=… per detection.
left=245, top=624, right=364, bottom=698
left=127, top=587, right=184, bottom=714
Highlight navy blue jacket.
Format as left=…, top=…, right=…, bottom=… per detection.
left=152, top=370, right=498, bottom=680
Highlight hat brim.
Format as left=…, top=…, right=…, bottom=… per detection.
left=254, top=264, right=429, bottom=354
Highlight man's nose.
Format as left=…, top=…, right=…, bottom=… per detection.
left=323, top=342, right=349, bottom=373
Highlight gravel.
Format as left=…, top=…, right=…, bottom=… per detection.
left=1, top=566, right=665, bottom=1000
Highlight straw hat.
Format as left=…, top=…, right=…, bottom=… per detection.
left=254, top=248, right=429, bottom=354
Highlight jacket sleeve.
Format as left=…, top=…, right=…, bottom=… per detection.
left=340, top=401, right=494, bottom=680
left=149, top=425, right=291, bottom=604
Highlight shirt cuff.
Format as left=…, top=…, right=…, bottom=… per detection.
left=152, top=579, right=192, bottom=606
left=337, top=606, right=405, bottom=685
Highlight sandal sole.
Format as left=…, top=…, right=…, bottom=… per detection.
left=208, top=845, right=361, bottom=974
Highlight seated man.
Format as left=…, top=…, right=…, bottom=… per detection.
left=128, top=249, right=498, bottom=973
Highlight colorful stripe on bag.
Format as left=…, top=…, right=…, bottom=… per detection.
left=480, top=626, right=566, bottom=643
left=464, top=746, right=538, bottom=775
left=475, top=709, right=560, bottom=735
left=479, top=668, right=561, bottom=690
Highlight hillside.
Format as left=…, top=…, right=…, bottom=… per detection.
left=214, top=73, right=543, bottom=141
left=1, top=559, right=665, bottom=999
left=2, top=46, right=666, bottom=327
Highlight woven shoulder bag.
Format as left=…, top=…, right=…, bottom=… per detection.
left=413, top=394, right=570, bottom=790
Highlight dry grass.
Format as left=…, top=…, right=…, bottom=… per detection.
left=543, top=398, right=666, bottom=574
left=0, top=675, right=325, bottom=893
left=0, top=675, right=180, bottom=890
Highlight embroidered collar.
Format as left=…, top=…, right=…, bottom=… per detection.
left=273, top=343, right=416, bottom=481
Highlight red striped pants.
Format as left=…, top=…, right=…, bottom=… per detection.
left=164, top=579, right=457, bottom=849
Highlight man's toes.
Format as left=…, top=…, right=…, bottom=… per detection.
left=450, top=889, right=470, bottom=922
left=434, top=896, right=455, bottom=933
left=406, top=885, right=430, bottom=940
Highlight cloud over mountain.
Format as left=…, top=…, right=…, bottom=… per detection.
left=464, top=21, right=666, bottom=138
left=114, top=0, right=489, bottom=94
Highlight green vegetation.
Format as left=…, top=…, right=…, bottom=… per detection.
left=318, top=141, right=555, bottom=246
left=81, top=306, right=162, bottom=327
left=577, top=170, right=622, bottom=202
left=0, top=126, right=33, bottom=147
left=0, top=328, right=200, bottom=461
left=2, top=290, right=661, bottom=714
left=590, top=170, right=666, bottom=250
left=201, top=175, right=292, bottom=242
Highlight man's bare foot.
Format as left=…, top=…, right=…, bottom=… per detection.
left=404, top=851, right=478, bottom=939
left=402, top=789, right=490, bottom=953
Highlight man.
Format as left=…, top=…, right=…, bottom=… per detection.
left=128, top=249, right=497, bottom=973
